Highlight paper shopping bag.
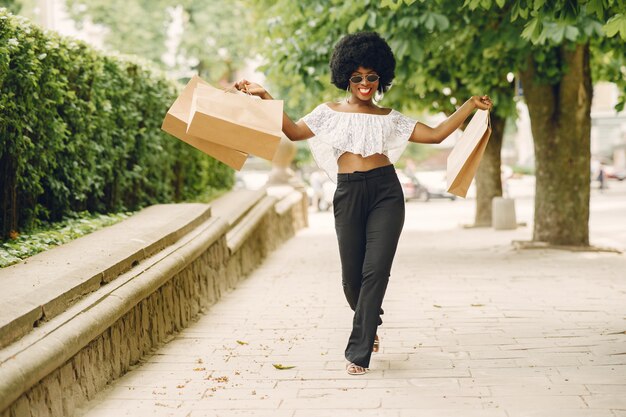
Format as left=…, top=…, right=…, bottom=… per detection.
left=186, top=83, right=283, bottom=161
left=446, top=109, right=492, bottom=198
left=161, top=75, right=248, bottom=170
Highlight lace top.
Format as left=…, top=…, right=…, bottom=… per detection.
left=300, top=103, right=418, bottom=181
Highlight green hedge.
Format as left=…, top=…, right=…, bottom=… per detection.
left=0, top=9, right=234, bottom=238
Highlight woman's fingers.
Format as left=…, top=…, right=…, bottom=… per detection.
left=478, top=95, right=493, bottom=110
left=234, top=79, right=250, bottom=90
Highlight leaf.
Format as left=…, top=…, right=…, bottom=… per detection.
left=348, top=13, right=368, bottom=32
left=471, top=303, right=485, bottom=307
left=604, top=14, right=626, bottom=40
left=586, top=0, right=605, bottom=20
left=521, top=17, right=541, bottom=40
left=368, top=12, right=377, bottom=28
left=424, top=13, right=436, bottom=31
left=543, top=22, right=566, bottom=43
left=564, top=25, right=580, bottom=41
left=272, top=363, right=296, bottom=370
left=432, top=13, right=450, bottom=31
left=236, top=340, right=248, bottom=345
left=433, top=304, right=442, bottom=308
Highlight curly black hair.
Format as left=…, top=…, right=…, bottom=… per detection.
left=329, top=32, right=396, bottom=93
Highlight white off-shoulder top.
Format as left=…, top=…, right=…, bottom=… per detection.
left=300, top=103, right=418, bottom=181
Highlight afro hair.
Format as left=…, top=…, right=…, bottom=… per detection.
left=329, top=32, right=396, bottom=93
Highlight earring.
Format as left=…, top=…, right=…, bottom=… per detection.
left=374, top=89, right=384, bottom=103
left=345, top=85, right=351, bottom=103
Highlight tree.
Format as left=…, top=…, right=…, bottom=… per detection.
left=465, top=0, right=626, bottom=246
left=253, top=0, right=626, bottom=244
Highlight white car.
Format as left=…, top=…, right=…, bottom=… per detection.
left=414, top=171, right=457, bottom=200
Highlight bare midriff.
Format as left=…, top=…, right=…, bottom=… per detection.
left=337, top=152, right=392, bottom=174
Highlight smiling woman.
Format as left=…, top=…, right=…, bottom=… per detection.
left=329, top=32, right=396, bottom=103
left=234, top=31, right=492, bottom=376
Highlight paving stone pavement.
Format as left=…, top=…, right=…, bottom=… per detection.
left=78, top=194, right=626, bottom=417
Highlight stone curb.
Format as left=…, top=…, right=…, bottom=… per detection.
left=0, top=187, right=308, bottom=415
left=227, top=195, right=277, bottom=253
left=0, top=215, right=228, bottom=412
left=0, top=204, right=213, bottom=349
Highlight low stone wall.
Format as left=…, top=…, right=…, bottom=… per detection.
left=0, top=187, right=307, bottom=417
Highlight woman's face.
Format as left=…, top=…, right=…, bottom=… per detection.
left=349, top=66, right=380, bottom=103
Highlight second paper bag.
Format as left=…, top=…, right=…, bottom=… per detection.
left=187, top=83, right=283, bottom=161
left=446, top=109, right=492, bottom=198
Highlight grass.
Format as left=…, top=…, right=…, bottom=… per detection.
left=0, top=211, right=133, bottom=268
left=0, top=188, right=230, bottom=269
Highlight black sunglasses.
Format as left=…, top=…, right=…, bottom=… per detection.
left=349, top=74, right=380, bottom=84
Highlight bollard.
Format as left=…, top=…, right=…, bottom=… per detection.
left=492, top=197, right=517, bottom=230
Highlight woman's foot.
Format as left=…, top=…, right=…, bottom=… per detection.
left=372, top=334, right=380, bottom=353
left=346, top=362, right=367, bottom=375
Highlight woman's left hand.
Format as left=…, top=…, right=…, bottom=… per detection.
left=471, top=95, right=493, bottom=111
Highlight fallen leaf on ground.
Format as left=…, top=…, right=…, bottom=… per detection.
left=272, top=363, right=296, bottom=370
left=236, top=340, right=249, bottom=345
left=433, top=304, right=442, bottom=308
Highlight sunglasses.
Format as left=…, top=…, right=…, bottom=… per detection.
left=349, top=74, right=380, bottom=84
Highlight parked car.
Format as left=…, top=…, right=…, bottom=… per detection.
left=605, top=165, right=626, bottom=181
left=308, top=170, right=336, bottom=211
left=414, top=170, right=457, bottom=200
left=396, top=171, right=429, bottom=202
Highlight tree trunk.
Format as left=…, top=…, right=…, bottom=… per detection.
left=519, top=43, right=592, bottom=246
left=0, top=152, right=18, bottom=239
left=473, top=113, right=505, bottom=227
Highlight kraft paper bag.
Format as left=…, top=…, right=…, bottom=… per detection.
left=446, top=109, right=492, bottom=198
left=186, top=83, right=283, bottom=161
left=161, top=75, right=248, bottom=170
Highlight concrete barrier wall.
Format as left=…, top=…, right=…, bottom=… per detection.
left=0, top=187, right=308, bottom=417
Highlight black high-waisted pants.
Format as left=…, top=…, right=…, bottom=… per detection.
left=333, top=164, right=405, bottom=368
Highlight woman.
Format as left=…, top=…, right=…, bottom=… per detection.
left=235, top=32, right=492, bottom=375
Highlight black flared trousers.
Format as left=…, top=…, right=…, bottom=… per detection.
left=333, top=164, right=405, bottom=368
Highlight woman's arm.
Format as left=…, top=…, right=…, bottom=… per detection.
left=234, top=79, right=314, bottom=142
left=409, top=95, right=492, bottom=144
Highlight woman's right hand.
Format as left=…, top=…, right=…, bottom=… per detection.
left=234, top=79, right=271, bottom=99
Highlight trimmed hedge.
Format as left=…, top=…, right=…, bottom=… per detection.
left=0, top=9, right=234, bottom=238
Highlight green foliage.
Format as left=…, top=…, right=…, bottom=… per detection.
left=0, top=9, right=234, bottom=238
left=251, top=0, right=519, bottom=120
left=604, top=13, right=626, bottom=38
left=0, top=0, right=20, bottom=14
left=0, top=211, right=132, bottom=267
left=592, top=37, right=626, bottom=111
left=461, top=0, right=626, bottom=109
left=465, top=0, right=626, bottom=43
left=65, top=0, right=253, bottom=84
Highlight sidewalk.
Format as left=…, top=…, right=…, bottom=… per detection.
left=78, top=195, right=626, bottom=417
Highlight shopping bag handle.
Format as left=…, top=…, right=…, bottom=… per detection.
left=224, top=84, right=252, bottom=96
